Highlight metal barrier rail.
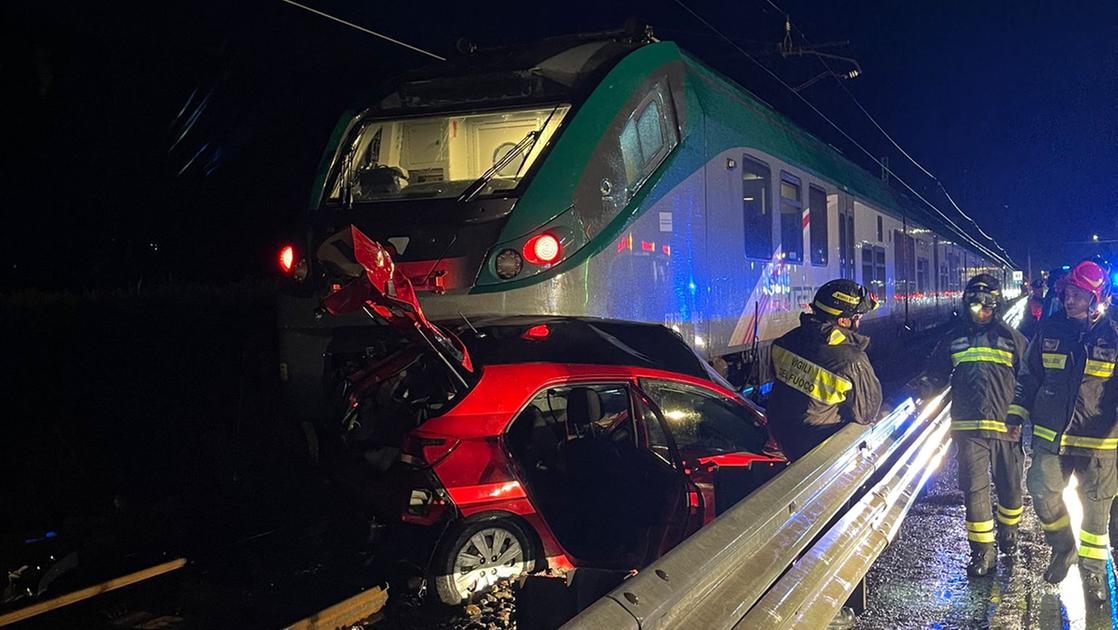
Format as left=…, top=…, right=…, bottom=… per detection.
left=738, top=405, right=952, bottom=629
left=565, top=392, right=949, bottom=630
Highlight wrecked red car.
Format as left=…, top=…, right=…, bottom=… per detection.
left=317, top=226, right=786, bottom=605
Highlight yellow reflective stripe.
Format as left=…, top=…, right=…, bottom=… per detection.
left=1041, top=514, right=1071, bottom=531
left=1033, top=425, right=1058, bottom=442
left=997, top=513, right=1022, bottom=526
left=1079, top=546, right=1109, bottom=560
left=965, top=520, right=995, bottom=532
left=831, top=291, right=861, bottom=305
left=827, top=329, right=846, bottom=346
left=1032, top=426, right=1118, bottom=451
left=968, top=531, right=997, bottom=543
left=997, top=505, right=1024, bottom=517
left=771, top=346, right=853, bottom=405
left=1081, top=530, right=1110, bottom=546
left=1007, top=404, right=1030, bottom=420
left=950, top=347, right=1014, bottom=367
left=1085, top=359, right=1116, bottom=378
left=951, top=419, right=1008, bottom=432
left=813, top=300, right=842, bottom=316
left=1061, top=434, right=1118, bottom=450
left=1042, top=353, right=1068, bottom=369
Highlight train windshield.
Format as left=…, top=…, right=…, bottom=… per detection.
left=327, top=104, right=570, bottom=204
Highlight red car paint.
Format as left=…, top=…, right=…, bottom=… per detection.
left=320, top=226, right=786, bottom=576
left=402, top=362, right=785, bottom=569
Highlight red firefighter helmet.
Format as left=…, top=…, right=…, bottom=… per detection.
left=1057, top=260, right=1109, bottom=305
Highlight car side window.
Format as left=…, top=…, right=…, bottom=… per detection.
left=525, top=383, right=635, bottom=445
left=639, top=379, right=768, bottom=456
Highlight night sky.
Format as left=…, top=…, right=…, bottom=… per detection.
left=3, top=1, right=1115, bottom=289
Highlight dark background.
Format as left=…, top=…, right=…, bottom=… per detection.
left=2, top=0, right=1115, bottom=289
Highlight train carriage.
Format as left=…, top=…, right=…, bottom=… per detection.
left=278, top=28, right=1016, bottom=418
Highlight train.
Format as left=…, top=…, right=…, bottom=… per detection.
left=276, top=26, right=1018, bottom=422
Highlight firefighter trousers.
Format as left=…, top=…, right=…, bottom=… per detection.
left=955, top=435, right=1024, bottom=552
left=1027, top=449, right=1118, bottom=574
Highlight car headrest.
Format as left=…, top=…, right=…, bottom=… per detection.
left=566, top=387, right=602, bottom=429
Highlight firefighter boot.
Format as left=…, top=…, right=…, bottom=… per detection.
left=997, top=527, right=1018, bottom=555
left=1043, top=529, right=1078, bottom=584
left=966, top=543, right=996, bottom=577
left=1081, top=568, right=1109, bottom=606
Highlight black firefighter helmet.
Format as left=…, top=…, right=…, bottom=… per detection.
left=963, top=273, right=1003, bottom=310
left=812, top=279, right=878, bottom=320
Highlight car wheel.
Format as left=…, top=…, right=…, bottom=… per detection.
left=431, top=516, right=535, bottom=605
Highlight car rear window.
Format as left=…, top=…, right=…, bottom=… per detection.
left=459, top=319, right=713, bottom=380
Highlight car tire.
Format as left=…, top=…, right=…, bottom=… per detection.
left=431, top=515, right=537, bottom=605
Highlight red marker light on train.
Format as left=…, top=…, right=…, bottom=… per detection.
left=523, top=233, right=561, bottom=265
left=279, top=245, right=295, bottom=273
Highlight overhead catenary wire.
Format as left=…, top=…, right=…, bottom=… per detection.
left=759, top=0, right=1013, bottom=263
left=672, top=0, right=1011, bottom=268
left=278, top=0, right=446, bottom=61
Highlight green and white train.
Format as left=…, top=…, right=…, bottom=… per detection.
left=278, top=28, right=1016, bottom=410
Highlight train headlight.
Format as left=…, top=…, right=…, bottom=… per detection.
left=495, top=249, right=523, bottom=279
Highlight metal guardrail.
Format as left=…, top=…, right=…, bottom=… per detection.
left=567, top=297, right=1029, bottom=630
left=565, top=392, right=951, bottom=630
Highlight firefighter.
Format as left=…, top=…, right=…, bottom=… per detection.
left=767, top=279, right=883, bottom=461
left=1009, top=260, right=1118, bottom=604
left=1019, top=277, right=1046, bottom=341
left=922, top=274, right=1027, bottom=577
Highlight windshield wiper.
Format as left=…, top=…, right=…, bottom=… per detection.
left=456, top=130, right=539, bottom=204
left=456, top=104, right=561, bottom=204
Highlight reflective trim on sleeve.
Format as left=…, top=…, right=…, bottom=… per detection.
left=1007, top=404, right=1030, bottom=420
left=1033, top=425, right=1058, bottom=442
left=1042, top=353, right=1068, bottom=369
left=950, top=346, right=1015, bottom=368
left=951, top=419, right=1009, bottom=433
left=1079, top=546, right=1109, bottom=560
left=1080, top=530, right=1110, bottom=546
left=771, top=345, right=853, bottom=405
left=1085, top=359, right=1116, bottom=378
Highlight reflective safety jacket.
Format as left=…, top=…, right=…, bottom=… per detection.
left=767, top=313, right=883, bottom=459
left=925, top=317, right=1028, bottom=441
left=1008, top=313, right=1118, bottom=459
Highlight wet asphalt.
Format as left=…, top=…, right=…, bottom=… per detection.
left=855, top=443, right=1118, bottom=630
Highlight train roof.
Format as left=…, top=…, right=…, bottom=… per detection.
left=673, top=48, right=1013, bottom=268
left=334, top=31, right=1012, bottom=268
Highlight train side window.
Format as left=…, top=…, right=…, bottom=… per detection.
left=809, top=185, right=828, bottom=266
left=861, top=245, right=886, bottom=301
left=779, top=173, right=804, bottom=264
left=618, top=83, right=676, bottom=196
left=741, top=156, right=773, bottom=260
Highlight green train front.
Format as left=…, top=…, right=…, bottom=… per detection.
left=279, top=31, right=1013, bottom=423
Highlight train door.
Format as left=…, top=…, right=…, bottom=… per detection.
left=836, top=194, right=855, bottom=280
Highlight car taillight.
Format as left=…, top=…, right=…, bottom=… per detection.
left=401, top=435, right=460, bottom=467
left=523, top=233, right=560, bottom=265
left=279, top=244, right=295, bottom=273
